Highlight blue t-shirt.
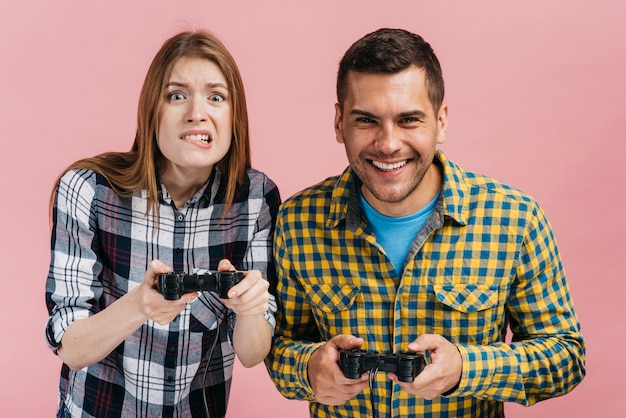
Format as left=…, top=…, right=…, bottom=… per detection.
left=358, top=191, right=439, bottom=275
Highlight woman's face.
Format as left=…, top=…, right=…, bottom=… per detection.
left=157, top=56, right=233, bottom=184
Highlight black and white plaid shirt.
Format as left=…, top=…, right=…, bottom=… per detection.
left=45, top=167, right=281, bottom=418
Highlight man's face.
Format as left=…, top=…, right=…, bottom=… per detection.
left=335, top=65, right=448, bottom=217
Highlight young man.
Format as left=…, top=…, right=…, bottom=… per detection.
left=266, top=28, right=585, bottom=417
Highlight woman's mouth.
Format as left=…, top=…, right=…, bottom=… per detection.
left=182, top=134, right=211, bottom=144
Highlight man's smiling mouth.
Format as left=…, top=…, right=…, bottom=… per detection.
left=371, top=160, right=408, bottom=171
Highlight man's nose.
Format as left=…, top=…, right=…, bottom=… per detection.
left=375, top=123, right=402, bottom=153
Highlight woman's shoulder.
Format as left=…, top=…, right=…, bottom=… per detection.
left=246, top=168, right=279, bottom=192
left=56, top=168, right=117, bottom=200
left=59, top=168, right=110, bottom=188
left=58, top=167, right=102, bottom=188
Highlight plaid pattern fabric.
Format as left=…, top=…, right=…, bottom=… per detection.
left=267, top=151, right=584, bottom=418
left=46, top=167, right=281, bottom=418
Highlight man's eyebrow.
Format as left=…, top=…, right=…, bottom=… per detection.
left=350, top=109, right=378, bottom=118
left=350, top=109, right=428, bottom=118
left=398, top=110, right=427, bottom=118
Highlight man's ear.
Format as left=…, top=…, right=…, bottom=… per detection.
left=334, top=103, right=344, bottom=144
left=436, top=103, right=448, bottom=145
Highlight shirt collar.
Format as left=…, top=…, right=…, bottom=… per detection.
left=328, top=150, right=469, bottom=229
left=149, top=168, right=220, bottom=208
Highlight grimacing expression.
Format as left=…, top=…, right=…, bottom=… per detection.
left=157, top=57, right=233, bottom=184
left=335, top=65, right=447, bottom=217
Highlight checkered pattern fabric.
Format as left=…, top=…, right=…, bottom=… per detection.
left=267, top=151, right=584, bottom=418
left=46, top=167, right=280, bottom=418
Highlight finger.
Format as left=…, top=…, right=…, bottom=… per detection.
left=337, top=380, right=370, bottom=395
left=227, top=271, right=266, bottom=299
left=226, top=278, right=253, bottom=299
left=180, top=291, right=199, bottom=304
left=339, top=373, right=370, bottom=385
left=331, top=334, right=364, bottom=351
left=408, top=333, right=442, bottom=352
left=316, top=380, right=369, bottom=405
left=223, top=289, right=269, bottom=313
left=217, top=259, right=235, bottom=272
left=145, top=259, right=171, bottom=285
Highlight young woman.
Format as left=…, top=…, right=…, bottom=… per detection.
left=45, top=31, right=281, bottom=418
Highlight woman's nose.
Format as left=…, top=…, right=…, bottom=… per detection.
left=186, top=97, right=208, bottom=122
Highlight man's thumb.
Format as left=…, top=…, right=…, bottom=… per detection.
left=331, top=334, right=364, bottom=350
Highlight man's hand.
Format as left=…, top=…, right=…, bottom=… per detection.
left=308, top=334, right=369, bottom=405
left=390, top=334, right=462, bottom=399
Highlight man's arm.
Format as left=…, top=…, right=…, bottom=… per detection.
left=265, top=218, right=324, bottom=399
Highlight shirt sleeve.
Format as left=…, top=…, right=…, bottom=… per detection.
left=265, top=211, right=325, bottom=400
left=450, top=202, right=585, bottom=405
left=45, top=170, right=102, bottom=352
left=239, top=175, right=282, bottom=334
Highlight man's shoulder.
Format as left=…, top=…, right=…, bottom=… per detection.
left=463, top=170, right=535, bottom=203
left=442, top=154, right=537, bottom=207
left=279, top=175, right=342, bottom=212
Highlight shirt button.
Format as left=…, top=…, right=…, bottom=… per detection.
left=177, top=214, right=184, bottom=221
left=167, top=345, right=176, bottom=353
left=167, top=376, right=175, bottom=383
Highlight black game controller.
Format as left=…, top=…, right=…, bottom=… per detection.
left=157, top=271, right=244, bottom=300
left=339, top=348, right=426, bottom=383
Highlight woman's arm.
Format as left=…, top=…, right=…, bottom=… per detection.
left=217, top=259, right=273, bottom=367
left=58, top=260, right=197, bottom=370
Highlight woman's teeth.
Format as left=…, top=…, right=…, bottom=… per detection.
left=183, top=134, right=210, bottom=143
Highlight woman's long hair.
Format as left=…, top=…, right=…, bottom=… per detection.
left=50, top=31, right=251, bottom=218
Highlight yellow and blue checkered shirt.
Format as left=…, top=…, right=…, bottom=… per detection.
left=267, top=151, right=585, bottom=417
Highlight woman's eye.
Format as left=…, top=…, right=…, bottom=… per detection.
left=168, top=92, right=185, bottom=101
left=209, top=94, right=225, bottom=102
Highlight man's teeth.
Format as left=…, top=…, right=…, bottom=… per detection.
left=372, top=160, right=407, bottom=171
left=183, top=134, right=210, bottom=143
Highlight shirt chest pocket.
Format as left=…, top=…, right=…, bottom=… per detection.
left=304, top=283, right=360, bottom=339
left=431, top=283, right=501, bottom=344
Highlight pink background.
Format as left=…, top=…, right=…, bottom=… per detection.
left=1, top=1, right=624, bottom=416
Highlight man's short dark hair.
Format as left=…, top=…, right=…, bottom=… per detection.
left=337, top=28, right=445, bottom=114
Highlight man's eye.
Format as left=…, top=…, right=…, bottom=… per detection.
left=168, top=92, right=185, bottom=101
left=209, top=94, right=225, bottom=102
left=356, top=117, right=374, bottom=123
left=401, top=116, right=426, bottom=124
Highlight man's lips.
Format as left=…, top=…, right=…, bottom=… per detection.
left=371, top=160, right=408, bottom=171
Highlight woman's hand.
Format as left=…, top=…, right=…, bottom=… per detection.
left=133, top=259, right=198, bottom=325
left=216, top=259, right=270, bottom=316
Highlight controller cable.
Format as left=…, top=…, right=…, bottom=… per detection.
left=368, top=367, right=380, bottom=418
left=198, top=294, right=227, bottom=418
